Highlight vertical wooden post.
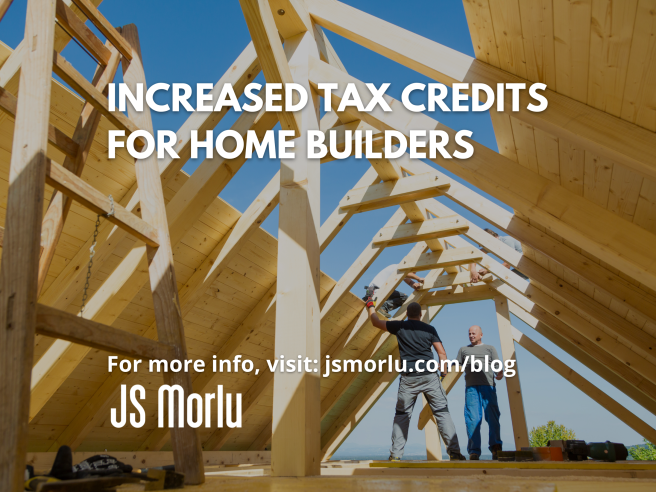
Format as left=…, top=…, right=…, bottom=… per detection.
left=119, top=24, right=204, bottom=485
left=422, top=393, right=443, bottom=460
left=494, top=295, right=529, bottom=449
left=421, top=304, right=443, bottom=461
left=272, top=30, right=322, bottom=477
left=0, top=1, right=56, bottom=489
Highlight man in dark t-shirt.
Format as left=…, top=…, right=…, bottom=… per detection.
left=365, top=298, right=465, bottom=461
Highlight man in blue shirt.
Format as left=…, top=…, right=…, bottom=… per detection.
left=366, top=298, right=466, bottom=461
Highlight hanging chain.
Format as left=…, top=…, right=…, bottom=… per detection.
left=80, top=196, right=115, bottom=315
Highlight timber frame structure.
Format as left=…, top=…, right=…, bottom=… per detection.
left=1, top=0, right=656, bottom=488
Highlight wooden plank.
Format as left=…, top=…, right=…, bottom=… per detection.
left=270, top=30, right=322, bottom=477
left=68, top=0, right=133, bottom=60
left=518, top=0, right=556, bottom=86
left=0, top=87, right=79, bottom=160
left=620, top=0, right=656, bottom=132
left=119, top=24, right=203, bottom=485
left=239, top=0, right=301, bottom=136
left=488, top=0, right=527, bottom=78
left=34, top=304, right=173, bottom=361
left=0, top=1, right=56, bottom=489
left=512, top=325, right=656, bottom=444
left=45, top=159, right=159, bottom=247
left=397, top=247, right=483, bottom=272
left=55, top=0, right=111, bottom=65
left=587, top=0, right=638, bottom=117
left=339, top=173, right=449, bottom=212
left=462, top=0, right=500, bottom=67
left=52, top=52, right=145, bottom=145
left=494, top=296, right=529, bottom=449
left=372, top=216, right=467, bottom=248
left=269, top=0, right=312, bottom=39
left=421, top=281, right=501, bottom=306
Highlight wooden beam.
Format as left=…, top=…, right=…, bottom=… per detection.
left=55, top=0, right=111, bottom=65
left=0, top=1, right=55, bottom=489
left=308, top=58, right=656, bottom=291
left=0, top=87, right=79, bottom=160
left=120, top=24, right=203, bottom=485
left=421, top=281, right=501, bottom=305
left=270, top=30, right=322, bottom=477
left=494, top=296, right=529, bottom=449
left=372, top=216, right=468, bottom=248
left=320, top=208, right=406, bottom=321
left=306, top=0, right=656, bottom=182
left=239, top=0, right=301, bottom=136
left=68, top=0, right=133, bottom=59
left=494, top=280, right=656, bottom=388
left=508, top=302, right=656, bottom=415
left=269, top=0, right=312, bottom=39
left=34, top=304, right=173, bottom=361
left=397, top=246, right=483, bottom=272
left=45, top=159, right=159, bottom=247
left=52, top=52, right=144, bottom=145
left=419, top=271, right=490, bottom=290
left=0, top=0, right=13, bottom=21
left=339, top=173, right=449, bottom=213
left=399, top=158, right=656, bottom=325
left=512, top=326, right=656, bottom=444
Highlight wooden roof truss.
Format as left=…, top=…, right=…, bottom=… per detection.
left=1, top=0, right=655, bottom=485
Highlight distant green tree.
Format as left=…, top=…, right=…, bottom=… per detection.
left=628, top=440, right=656, bottom=460
left=529, top=421, right=576, bottom=447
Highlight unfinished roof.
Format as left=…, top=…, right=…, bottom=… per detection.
left=1, top=0, right=656, bottom=486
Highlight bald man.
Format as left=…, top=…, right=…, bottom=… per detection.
left=456, top=325, right=503, bottom=460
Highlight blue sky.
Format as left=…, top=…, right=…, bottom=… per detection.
left=2, top=0, right=654, bottom=457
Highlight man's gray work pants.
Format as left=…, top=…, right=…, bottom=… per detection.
left=390, top=372, right=461, bottom=458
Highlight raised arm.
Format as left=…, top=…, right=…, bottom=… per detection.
left=366, top=300, right=388, bottom=331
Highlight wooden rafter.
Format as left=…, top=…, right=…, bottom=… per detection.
left=308, top=59, right=656, bottom=291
